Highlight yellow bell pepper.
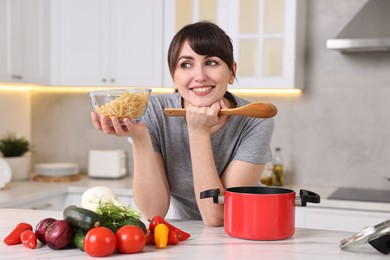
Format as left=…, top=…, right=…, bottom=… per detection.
left=154, top=223, right=169, bottom=249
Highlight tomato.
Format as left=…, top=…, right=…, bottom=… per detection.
left=116, top=225, right=146, bottom=254
left=84, top=227, right=117, bottom=257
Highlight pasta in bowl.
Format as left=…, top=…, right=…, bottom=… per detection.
left=89, top=88, right=151, bottom=124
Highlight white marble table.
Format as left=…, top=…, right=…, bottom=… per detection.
left=0, top=209, right=387, bottom=259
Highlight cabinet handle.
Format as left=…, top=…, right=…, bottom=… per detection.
left=11, top=75, right=23, bottom=80
left=102, top=78, right=107, bottom=82
left=31, top=203, right=52, bottom=210
left=110, top=78, right=115, bottom=83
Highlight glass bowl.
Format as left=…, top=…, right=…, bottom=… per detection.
left=89, top=88, right=152, bottom=124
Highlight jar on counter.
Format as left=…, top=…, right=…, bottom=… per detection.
left=260, top=161, right=273, bottom=186
left=271, top=147, right=284, bottom=186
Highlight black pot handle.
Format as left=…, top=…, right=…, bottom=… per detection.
left=298, top=189, right=321, bottom=206
left=369, top=234, right=390, bottom=254
left=200, top=189, right=221, bottom=204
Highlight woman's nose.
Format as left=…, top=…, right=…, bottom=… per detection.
left=193, top=66, right=207, bottom=82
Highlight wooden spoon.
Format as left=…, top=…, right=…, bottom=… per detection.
left=164, top=102, right=277, bottom=118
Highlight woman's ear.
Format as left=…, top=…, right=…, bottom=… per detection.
left=172, top=80, right=178, bottom=91
left=228, top=62, right=237, bottom=84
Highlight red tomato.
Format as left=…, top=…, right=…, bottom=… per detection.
left=84, top=227, right=117, bottom=257
left=116, top=225, right=146, bottom=254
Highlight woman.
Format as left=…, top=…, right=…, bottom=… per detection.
left=91, top=21, right=274, bottom=226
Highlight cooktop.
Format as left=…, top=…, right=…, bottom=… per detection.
left=328, top=187, right=390, bottom=203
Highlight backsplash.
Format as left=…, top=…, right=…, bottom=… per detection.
left=2, top=0, right=390, bottom=190
left=0, top=91, right=31, bottom=141
left=30, top=91, right=133, bottom=176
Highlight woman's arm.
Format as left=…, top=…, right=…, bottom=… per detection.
left=132, top=137, right=170, bottom=220
left=221, top=160, right=264, bottom=188
left=91, top=112, right=170, bottom=219
left=186, top=103, right=265, bottom=226
left=189, top=129, right=264, bottom=226
left=185, top=102, right=226, bottom=226
left=188, top=127, right=225, bottom=226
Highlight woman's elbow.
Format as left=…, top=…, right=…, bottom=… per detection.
left=202, top=217, right=224, bottom=227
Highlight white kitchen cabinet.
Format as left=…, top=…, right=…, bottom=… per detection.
left=163, top=0, right=305, bottom=89
left=1, top=0, right=303, bottom=89
left=295, top=206, right=389, bottom=232
left=0, top=0, right=48, bottom=84
left=51, top=0, right=163, bottom=87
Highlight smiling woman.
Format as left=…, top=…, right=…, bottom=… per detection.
left=90, top=21, right=275, bottom=226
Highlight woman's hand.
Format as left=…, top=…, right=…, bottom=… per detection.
left=185, top=100, right=227, bottom=132
left=90, top=112, right=147, bottom=138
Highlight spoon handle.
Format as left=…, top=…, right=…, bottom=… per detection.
left=164, top=102, right=277, bottom=119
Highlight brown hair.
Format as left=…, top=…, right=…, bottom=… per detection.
left=167, top=21, right=235, bottom=78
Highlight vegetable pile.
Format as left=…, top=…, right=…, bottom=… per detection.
left=2, top=186, right=190, bottom=257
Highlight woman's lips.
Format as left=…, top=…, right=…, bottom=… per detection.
left=191, top=86, right=213, bottom=95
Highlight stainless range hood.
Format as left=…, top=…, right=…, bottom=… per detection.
left=327, top=0, right=390, bottom=52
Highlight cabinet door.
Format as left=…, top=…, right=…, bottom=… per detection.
left=164, top=0, right=304, bottom=89
left=53, top=0, right=109, bottom=86
left=53, top=0, right=163, bottom=87
left=295, top=207, right=390, bottom=232
left=228, top=0, right=305, bottom=89
left=0, top=0, right=48, bottom=84
left=13, top=195, right=66, bottom=211
left=110, top=0, right=163, bottom=87
left=0, top=0, right=14, bottom=81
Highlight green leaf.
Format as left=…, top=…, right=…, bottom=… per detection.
left=96, top=202, right=142, bottom=230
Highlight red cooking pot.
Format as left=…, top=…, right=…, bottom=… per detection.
left=200, top=186, right=320, bottom=241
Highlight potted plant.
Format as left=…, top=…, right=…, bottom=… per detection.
left=0, top=132, right=32, bottom=180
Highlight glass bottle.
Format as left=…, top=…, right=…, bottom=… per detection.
left=260, top=161, right=273, bottom=186
left=272, top=147, right=284, bottom=186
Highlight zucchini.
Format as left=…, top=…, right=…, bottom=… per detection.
left=63, top=205, right=101, bottom=231
left=122, top=218, right=147, bottom=234
left=73, top=229, right=86, bottom=251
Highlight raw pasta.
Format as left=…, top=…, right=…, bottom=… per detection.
left=95, top=92, right=148, bottom=120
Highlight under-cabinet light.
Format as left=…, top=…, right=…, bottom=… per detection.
left=0, top=84, right=302, bottom=96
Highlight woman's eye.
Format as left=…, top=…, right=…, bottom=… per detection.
left=180, top=62, right=191, bottom=69
left=206, top=60, right=218, bottom=66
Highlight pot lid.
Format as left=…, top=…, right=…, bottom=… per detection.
left=340, top=219, right=390, bottom=249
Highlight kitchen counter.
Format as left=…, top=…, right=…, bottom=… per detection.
left=2, top=176, right=390, bottom=213
left=0, top=176, right=134, bottom=208
left=0, top=208, right=387, bottom=259
left=1, top=176, right=390, bottom=232
left=286, top=184, right=390, bottom=212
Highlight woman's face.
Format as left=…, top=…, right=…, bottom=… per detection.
left=172, top=41, right=236, bottom=108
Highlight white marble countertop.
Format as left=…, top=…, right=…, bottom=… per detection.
left=0, top=208, right=387, bottom=259
left=285, top=184, right=390, bottom=213
left=0, top=176, right=134, bottom=208
left=1, top=176, right=390, bottom=214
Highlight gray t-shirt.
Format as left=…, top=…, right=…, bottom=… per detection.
left=143, top=92, right=274, bottom=219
